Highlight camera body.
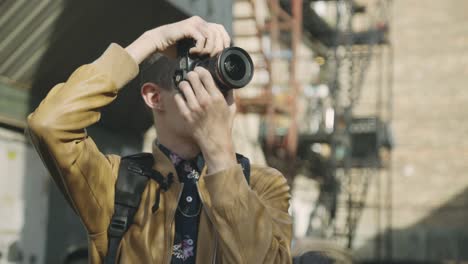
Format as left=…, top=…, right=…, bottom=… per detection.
left=173, top=39, right=254, bottom=92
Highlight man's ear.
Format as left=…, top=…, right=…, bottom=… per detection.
left=141, top=82, right=164, bottom=111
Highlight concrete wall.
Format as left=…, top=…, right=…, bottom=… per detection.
left=0, top=127, right=49, bottom=264
left=168, top=0, right=233, bottom=32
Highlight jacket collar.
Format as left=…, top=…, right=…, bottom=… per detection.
left=151, top=140, right=179, bottom=183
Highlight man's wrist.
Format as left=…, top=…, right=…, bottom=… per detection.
left=201, top=142, right=237, bottom=175
left=204, top=154, right=237, bottom=175
left=125, top=32, right=157, bottom=65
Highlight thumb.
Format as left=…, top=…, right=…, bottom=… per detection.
left=225, top=89, right=235, bottom=105
left=226, top=89, right=237, bottom=117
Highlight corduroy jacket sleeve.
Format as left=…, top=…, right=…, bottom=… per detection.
left=26, top=43, right=139, bottom=235
left=197, top=164, right=293, bottom=263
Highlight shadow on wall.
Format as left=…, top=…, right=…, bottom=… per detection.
left=355, top=187, right=468, bottom=263
left=30, top=0, right=189, bottom=134
left=27, top=1, right=187, bottom=263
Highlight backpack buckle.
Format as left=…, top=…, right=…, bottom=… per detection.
left=108, top=216, right=128, bottom=237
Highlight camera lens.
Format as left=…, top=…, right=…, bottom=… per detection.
left=224, top=54, right=246, bottom=81
left=216, top=47, right=253, bottom=90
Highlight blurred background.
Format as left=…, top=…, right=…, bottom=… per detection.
left=0, top=0, right=467, bottom=263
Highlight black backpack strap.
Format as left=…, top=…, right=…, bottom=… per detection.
left=104, top=153, right=154, bottom=264
left=236, top=153, right=250, bottom=184
left=104, top=152, right=248, bottom=263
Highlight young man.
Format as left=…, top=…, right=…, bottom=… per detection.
left=27, top=16, right=292, bottom=263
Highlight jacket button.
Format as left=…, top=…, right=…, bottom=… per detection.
left=186, top=196, right=193, bottom=202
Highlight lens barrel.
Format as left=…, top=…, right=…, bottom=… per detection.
left=175, top=39, right=254, bottom=92
left=198, top=47, right=254, bottom=91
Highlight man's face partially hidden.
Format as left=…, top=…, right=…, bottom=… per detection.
left=156, top=85, right=196, bottom=139
left=144, top=66, right=236, bottom=144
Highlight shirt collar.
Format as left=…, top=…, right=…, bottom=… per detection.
left=155, top=141, right=205, bottom=172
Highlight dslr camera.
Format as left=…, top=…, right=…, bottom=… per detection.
left=173, top=39, right=254, bottom=92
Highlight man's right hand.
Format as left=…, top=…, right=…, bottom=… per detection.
left=125, top=16, right=231, bottom=65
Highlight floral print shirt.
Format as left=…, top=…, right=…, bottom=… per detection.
left=157, top=143, right=203, bottom=264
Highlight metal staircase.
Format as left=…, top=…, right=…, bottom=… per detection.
left=233, top=0, right=394, bottom=259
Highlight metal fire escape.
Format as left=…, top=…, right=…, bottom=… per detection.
left=234, top=0, right=393, bottom=259
left=234, top=0, right=303, bottom=172
left=314, top=1, right=394, bottom=258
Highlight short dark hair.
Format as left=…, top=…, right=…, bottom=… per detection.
left=139, top=53, right=177, bottom=90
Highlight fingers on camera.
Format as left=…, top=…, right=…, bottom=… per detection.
left=178, top=81, right=202, bottom=116
left=190, top=31, right=207, bottom=54
left=190, top=18, right=228, bottom=56
left=186, top=16, right=206, bottom=54
left=187, top=71, right=210, bottom=101
left=214, top=23, right=231, bottom=49
left=202, top=27, right=216, bottom=55
left=209, top=23, right=224, bottom=56
left=194, top=67, right=219, bottom=97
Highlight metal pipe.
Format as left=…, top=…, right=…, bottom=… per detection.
left=385, top=0, right=394, bottom=260
left=286, top=0, right=303, bottom=159
left=265, top=0, right=280, bottom=151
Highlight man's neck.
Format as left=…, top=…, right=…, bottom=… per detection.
left=156, top=130, right=200, bottom=160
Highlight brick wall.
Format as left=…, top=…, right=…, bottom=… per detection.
left=354, top=0, right=468, bottom=261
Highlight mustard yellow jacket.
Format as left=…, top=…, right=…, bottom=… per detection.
left=26, top=43, right=292, bottom=264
